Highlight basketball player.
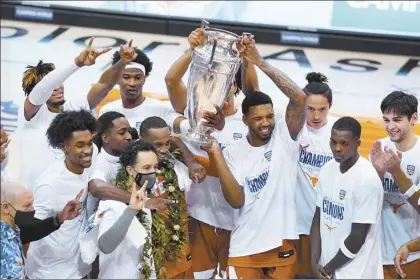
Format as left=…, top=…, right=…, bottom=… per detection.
left=25, top=109, right=97, bottom=279
left=201, top=34, right=308, bottom=278
left=18, top=39, right=138, bottom=190
left=98, top=47, right=207, bottom=184
left=294, top=72, right=337, bottom=276
left=310, top=117, right=384, bottom=279
left=139, top=116, right=194, bottom=279
left=164, top=28, right=261, bottom=278
left=394, top=237, right=420, bottom=278
left=88, top=111, right=171, bottom=213
left=370, top=91, right=420, bottom=279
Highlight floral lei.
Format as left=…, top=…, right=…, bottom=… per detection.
left=114, top=149, right=188, bottom=279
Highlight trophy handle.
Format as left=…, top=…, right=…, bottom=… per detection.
left=208, top=39, right=217, bottom=69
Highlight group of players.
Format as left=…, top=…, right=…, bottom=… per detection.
left=1, top=27, right=419, bottom=279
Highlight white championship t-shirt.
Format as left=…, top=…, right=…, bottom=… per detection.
left=87, top=148, right=122, bottom=217
left=223, top=117, right=300, bottom=257
left=25, top=161, right=92, bottom=279
left=377, top=136, right=420, bottom=265
left=18, top=99, right=90, bottom=190
left=98, top=97, right=182, bottom=130
left=296, top=116, right=337, bottom=235
left=316, top=157, right=384, bottom=279
left=182, top=109, right=248, bottom=230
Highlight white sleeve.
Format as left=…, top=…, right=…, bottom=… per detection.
left=222, top=148, right=243, bottom=186
left=33, top=184, right=56, bottom=220
left=28, top=62, right=81, bottom=106
left=164, top=107, right=184, bottom=130
left=274, top=117, right=301, bottom=154
left=98, top=206, right=118, bottom=239
left=89, top=157, right=110, bottom=183
left=352, top=184, right=382, bottom=224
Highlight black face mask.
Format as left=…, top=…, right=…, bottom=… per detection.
left=134, top=172, right=157, bottom=192
left=7, top=203, right=36, bottom=227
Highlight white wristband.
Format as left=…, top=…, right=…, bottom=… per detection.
left=340, top=239, right=357, bottom=259
left=404, top=184, right=420, bottom=199
left=28, top=62, right=80, bottom=105
left=180, top=119, right=191, bottom=134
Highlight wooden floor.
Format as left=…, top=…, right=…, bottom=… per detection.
left=1, top=19, right=419, bottom=180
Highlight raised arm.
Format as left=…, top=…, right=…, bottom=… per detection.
left=87, top=39, right=138, bottom=110
left=165, top=28, right=207, bottom=114
left=24, top=37, right=111, bottom=121
left=201, top=138, right=245, bottom=209
left=88, top=179, right=131, bottom=204
left=239, top=37, right=307, bottom=140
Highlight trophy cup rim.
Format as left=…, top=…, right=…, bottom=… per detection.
left=204, top=27, right=241, bottom=43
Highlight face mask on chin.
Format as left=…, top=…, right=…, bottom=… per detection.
left=134, top=172, right=157, bottom=192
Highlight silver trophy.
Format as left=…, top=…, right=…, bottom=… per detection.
left=181, top=20, right=247, bottom=146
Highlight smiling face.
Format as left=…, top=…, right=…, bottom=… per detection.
left=141, top=127, right=171, bottom=163
left=383, top=111, right=417, bottom=143
left=118, top=68, right=145, bottom=101
left=306, top=94, right=330, bottom=129
left=64, top=130, right=94, bottom=169
left=102, top=117, right=132, bottom=155
left=243, top=104, right=275, bottom=142
left=329, top=129, right=360, bottom=163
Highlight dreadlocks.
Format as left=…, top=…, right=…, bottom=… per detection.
left=22, top=60, right=55, bottom=96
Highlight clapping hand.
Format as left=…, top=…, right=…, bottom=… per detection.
left=74, top=37, right=112, bottom=67
left=57, top=189, right=84, bottom=223
left=120, top=39, right=138, bottom=65
left=370, top=141, right=387, bottom=178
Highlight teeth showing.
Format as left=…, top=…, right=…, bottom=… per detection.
left=261, top=128, right=269, bottom=133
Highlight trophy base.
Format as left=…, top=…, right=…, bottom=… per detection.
left=180, top=131, right=212, bottom=147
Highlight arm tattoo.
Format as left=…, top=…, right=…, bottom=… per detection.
left=259, top=60, right=306, bottom=104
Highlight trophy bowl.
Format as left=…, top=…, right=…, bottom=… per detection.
left=181, top=20, right=244, bottom=147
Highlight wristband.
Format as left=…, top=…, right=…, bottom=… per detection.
left=340, top=239, right=357, bottom=259
left=404, top=184, right=420, bottom=199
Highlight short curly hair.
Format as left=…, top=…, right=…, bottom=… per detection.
left=46, top=109, right=97, bottom=149
left=119, top=139, right=157, bottom=167
left=111, top=47, right=153, bottom=77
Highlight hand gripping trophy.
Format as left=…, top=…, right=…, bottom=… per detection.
left=180, top=20, right=250, bottom=146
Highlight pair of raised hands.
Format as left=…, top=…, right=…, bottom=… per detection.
left=188, top=28, right=263, bottom=66
left=370, top=141, right=402, bottom=178
left=74, top=37, right=138, bottom=67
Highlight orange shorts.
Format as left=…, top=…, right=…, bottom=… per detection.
left=383, top=258, right=420, bottom=279
left=226, top=241, right=297, bottom=279
left=188, top=217, right=231, bottom=278
left=292, top=234, right=311, bottom=276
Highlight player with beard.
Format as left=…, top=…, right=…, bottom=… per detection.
left=19, top=39, right=138, bottom=190
left=201, top=34, right=307, bottom=278
left=369, top=91, right=420, bottom=279
left=25, top=109, right=97, bottom=279
left=139, top=116, right=194, bottom=279
left=98, top=47, right=207, bottom=187
left=294, top=72, right=337, bottom=277
left=310, top=117, right=384, bottom=279
left=164, top=28, right=262, bottom=278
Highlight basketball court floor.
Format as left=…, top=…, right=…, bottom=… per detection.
left=1, top=19, right=419, bottom=180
